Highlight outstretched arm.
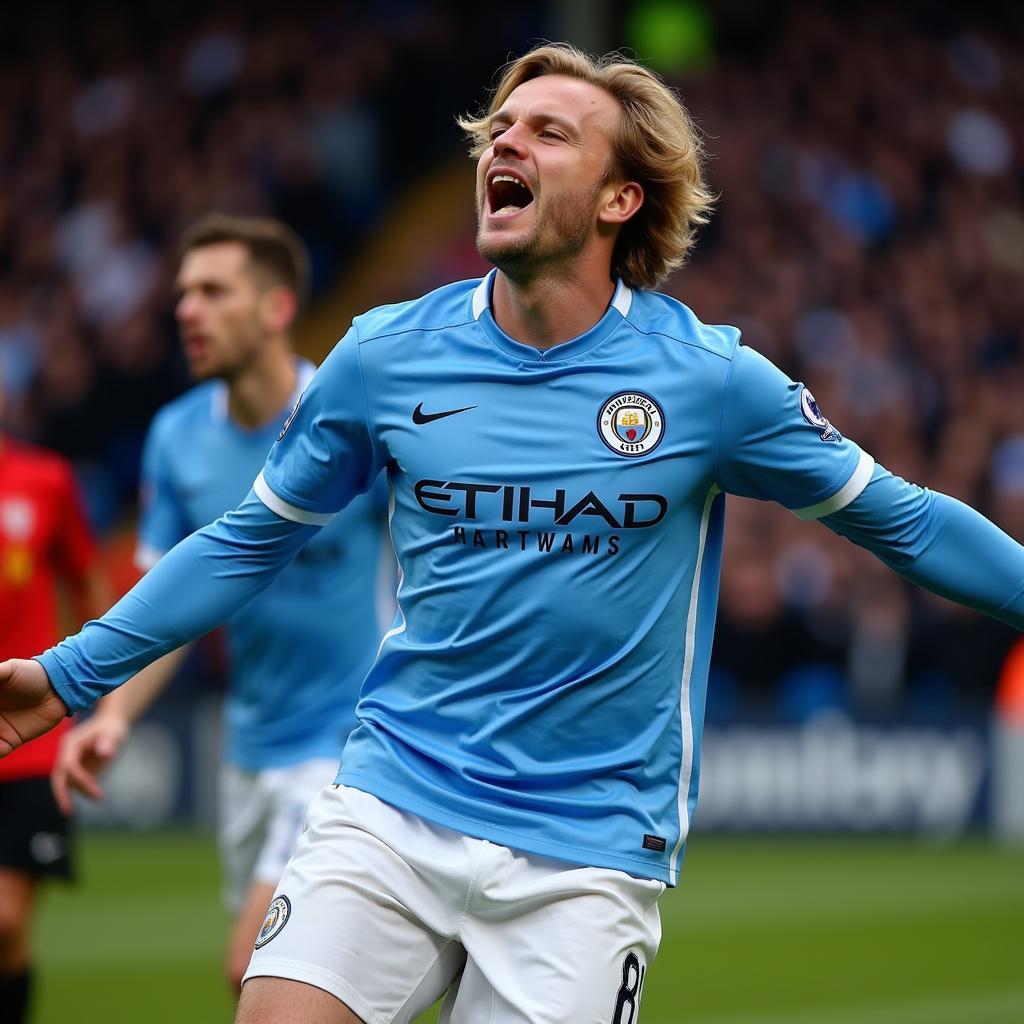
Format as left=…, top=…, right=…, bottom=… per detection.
left=4, top=326, right=383, bottom=758
left=0, top=490, right=319, bottom=757
left=39, top=490, right=319, bottom=713
left=823, top=465, right=1024, bottom=629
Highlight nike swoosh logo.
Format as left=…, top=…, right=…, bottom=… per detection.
left=412, top=402, right=477, bottom=425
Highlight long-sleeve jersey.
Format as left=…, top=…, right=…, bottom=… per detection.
left=39, top=273, right=1024, bottom=883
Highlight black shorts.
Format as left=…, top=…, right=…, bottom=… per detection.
left=0, top=777, right=73, bottom=880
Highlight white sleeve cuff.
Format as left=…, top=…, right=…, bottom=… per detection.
left=253, top=470, right=335, bottom=526
left=792, top=448, right=875, bottom=521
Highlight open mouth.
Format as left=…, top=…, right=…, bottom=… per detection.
left=487, top=172, right=534, bottom=218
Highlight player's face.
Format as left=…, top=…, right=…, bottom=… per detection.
left=475, top=74, right=624, bottom=277
left=175, top=243, right=267, bottom=381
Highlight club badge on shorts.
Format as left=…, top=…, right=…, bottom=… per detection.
left=598, top=392, right=665, bottom=457
left=254, top=895, right=291, bottom=949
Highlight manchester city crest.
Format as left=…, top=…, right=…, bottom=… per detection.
left=598, top=392, right=665, bottom=457
left=254, top=895, right=291, bottom=949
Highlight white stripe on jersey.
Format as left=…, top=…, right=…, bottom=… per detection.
left=376, top=475, right=407, bottom=657
left=670, top=483, right=721, bottom=882
left=793, top=447, right=875, bottom=520
left=253, top=470, right=335, bottom=525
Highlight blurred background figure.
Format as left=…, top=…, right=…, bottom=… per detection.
left=51, top=214, right=392, bottom=994
left=0, top=366, right=109, bottom=1024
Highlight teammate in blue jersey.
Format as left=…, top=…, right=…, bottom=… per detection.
left=3, top=44, right=1024, bottom=1024
left=48, top=214, right=389, bottom=992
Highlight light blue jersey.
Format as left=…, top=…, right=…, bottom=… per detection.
left=40, top=274, right=1024, bottom=884
left=138, top=360, right=388, bottom=770
left=253, top=273, right=873, bottom=883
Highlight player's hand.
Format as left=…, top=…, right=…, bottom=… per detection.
left=51, top=712, right=129, bottom=815
left=0, top=658, right=68, bottom=759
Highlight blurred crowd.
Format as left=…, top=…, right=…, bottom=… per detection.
left=0, top=0, right=544, bottom=525
left=668, top=4, right=1024, bottom=721
left=1, top=1, right=1022, bottom=721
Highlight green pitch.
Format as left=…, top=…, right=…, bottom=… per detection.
left=34, top=831, right=1024, bottom=1023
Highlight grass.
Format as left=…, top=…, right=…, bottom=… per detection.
left=33, top=830, right=1024, bottom=1023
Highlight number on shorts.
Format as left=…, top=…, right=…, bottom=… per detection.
left=611, top=950, right=645, bottom=1024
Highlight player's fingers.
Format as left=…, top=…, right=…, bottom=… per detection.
left=51, top=766, right=74, bottom=816
left=81, top=747, right=115, bottom=779
left=0, top=658, right=22, bottom=687
left=0, top=712, right=23, bottom=758
left=57, top=733, right=89, bottom=774
left=94, top=733, right=121, bottom=760
left=64, top=755, right=104, bottom=802
left=53, top=733, right=104, bottom=811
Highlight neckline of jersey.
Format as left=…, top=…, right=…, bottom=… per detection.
left=472, top=269, right=632, bottom=364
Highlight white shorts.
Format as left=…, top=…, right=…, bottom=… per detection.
left=244, top=784, right=664, bottom=1024
left=218, top=758, right=339, bottom=911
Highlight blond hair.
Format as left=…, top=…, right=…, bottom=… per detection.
left=458, top=43, right=714, bottom=291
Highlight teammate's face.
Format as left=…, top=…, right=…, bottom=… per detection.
left=175, top=243, right=267, bottom=381
left=475, top=75, right=624, bottom=277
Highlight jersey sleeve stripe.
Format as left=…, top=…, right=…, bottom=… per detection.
left=254, top=470, right=335, bottom=525
left=792, top=447, right=876, bottom=521
left=134, top=543, right=166, bottom=572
